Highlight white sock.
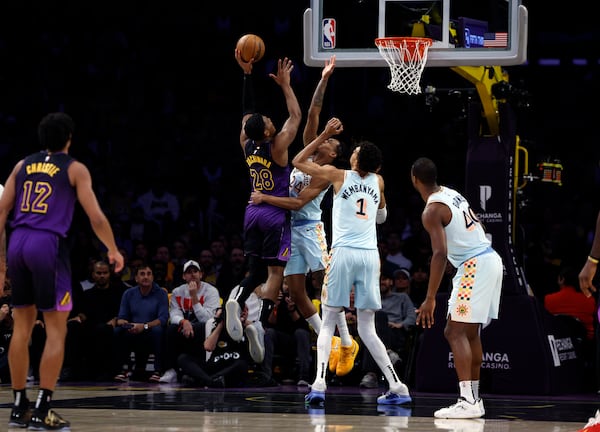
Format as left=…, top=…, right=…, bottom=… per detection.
left=471, top=380, right=480, bottom=400
left=459, top=381, right=475, bottom=403
left=336, top=310, right=352, bottom=346
left=311, top=305, right=340, bottom=391
left=306, top=313, right=321, bottom=335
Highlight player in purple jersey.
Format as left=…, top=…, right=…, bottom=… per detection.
left=225, top=49, right=302, bottom=343
left=0, top=112, right=124, bottom=430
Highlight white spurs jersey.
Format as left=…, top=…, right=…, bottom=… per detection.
left=289, top=157, right=328, bottom=223
left=426, top=185, right=491, bottom=267
left=331, top=170, right=380, bottom=249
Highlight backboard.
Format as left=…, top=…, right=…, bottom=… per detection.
left=303, top=0, right=528, bottom=67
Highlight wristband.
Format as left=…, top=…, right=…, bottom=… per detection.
left=588, top=256, right=599, bottom=265
left=376, top=206, right=387, bottom=224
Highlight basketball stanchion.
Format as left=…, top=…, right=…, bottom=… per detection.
left=374, top=37, right=433, bottom=95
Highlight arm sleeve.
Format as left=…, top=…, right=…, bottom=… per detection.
left=376, top=206, right=387, bottom=224
left=242, top=74, right=255, bottom=115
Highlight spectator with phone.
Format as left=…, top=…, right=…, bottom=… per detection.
left=112, top=263, right=169, bottom=383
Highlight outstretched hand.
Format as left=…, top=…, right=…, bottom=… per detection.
left=269, top=58, right=294, bottom=87
left=322, top=55, right=336, bottom=80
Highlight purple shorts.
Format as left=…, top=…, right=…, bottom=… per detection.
left=8, top=227, right=73, bottom=312
left=243, top=205, right=291, bottom=262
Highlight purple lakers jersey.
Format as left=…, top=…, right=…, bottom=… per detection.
left=11, top=151, right=77, bottom=237
left=244, top=139, right=290, bottom=222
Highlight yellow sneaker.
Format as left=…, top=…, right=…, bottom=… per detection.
left=336, top=338, right=359, bottom=377
left=328, top=336, right=341, bottom=373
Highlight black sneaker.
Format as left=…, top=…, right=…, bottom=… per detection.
left=28, top=408, right=70, bottom=431
left=8, top=404, right=31, bottom=428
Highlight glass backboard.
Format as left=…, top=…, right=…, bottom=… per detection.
left=303, top=0, right=528, bottom=67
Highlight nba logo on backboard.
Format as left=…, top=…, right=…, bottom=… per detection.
left=322, top=18, right=336, bottom=49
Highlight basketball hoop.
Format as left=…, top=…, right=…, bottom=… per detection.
left=374, top=37, right=433, bottom=95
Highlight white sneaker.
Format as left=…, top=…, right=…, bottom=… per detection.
left=477, top=399, right=485, bottom=416
left=225, top=299, right=243, bottom=341
left=158, top=368, right=178, bottom=383
left=245, top=321, right=265, bottom=363
left=434, top=398, right=485, bottom=419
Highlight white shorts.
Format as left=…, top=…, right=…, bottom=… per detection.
left=284, top=221, right=328, bottom=277
left=322, top=247, right=381, bottom=310
left=448, top=250, right=503, bottom=324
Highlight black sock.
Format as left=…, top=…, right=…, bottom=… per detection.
left=13, top=389, right=28, bottom=408
left=259, top=298, right=275, bottom=324
left=34, top=388, right=53, bottom=412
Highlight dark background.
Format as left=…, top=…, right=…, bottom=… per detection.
left=0, top=0, right=597, bottom=298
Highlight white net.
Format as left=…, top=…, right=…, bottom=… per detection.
left=375, top=37, right=432, bottom=95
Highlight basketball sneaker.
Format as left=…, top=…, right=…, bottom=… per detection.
left=245, top=321, right=265, bottom=363
left=8, top=401, right=31, bottom=428
left=477, top=399, right=485, bottom=416
left=328, top=336, right=341, bottom=373
left=376, top=383, right=412, bottom=405
left=434, top=397, right=485, bottom=419
left=304, top=390, right=326, bottom=407
left=27, top=408, right=70, bottom=430
left=225, top=299, right=243, bottom=342
left=336, top=338, right=359, bottom=376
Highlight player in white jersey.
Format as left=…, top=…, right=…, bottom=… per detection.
left=249, top=56, right=358, bottom=377
left=294, top=117, right=412, bottom=407
left=411, top=157, right=503, bottom=419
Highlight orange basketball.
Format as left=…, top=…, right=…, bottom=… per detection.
left=236, top=34, right=265, bottom=63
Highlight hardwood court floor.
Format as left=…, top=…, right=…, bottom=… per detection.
left=1, top=381, right=597, bottom=431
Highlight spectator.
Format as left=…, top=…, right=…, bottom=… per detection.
left=209, top=238, right=228, bottom=284
left=393, top=268, right=412, bottom=294
left=408, top=261, right=429, bottom=307
left=64, top=261, right=128, bottom=381
left=113, top=264, right=169, bottom=383
left=544, top=266, right=596, bottom=340
left=198, top=248, right=217, bottom=286
left=216, top=247, right=248, bottom=301
left=385, top=231, right=413, bottom=271
left=128, top=204, right=161, bottom=247
left=135, top=180, right=180, bottom=240
left=152, top=244, right=176, bottom=291
left=158, top=260, right=220, bottom=383
left=178, top=307, right=250, bottom=388
left=170, top=239, right=191, bottom=287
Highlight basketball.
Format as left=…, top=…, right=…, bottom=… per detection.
left=236, top=34, right=265, bottom=63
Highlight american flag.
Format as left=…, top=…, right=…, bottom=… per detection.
left=483, top=32, right=508, bottom=48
